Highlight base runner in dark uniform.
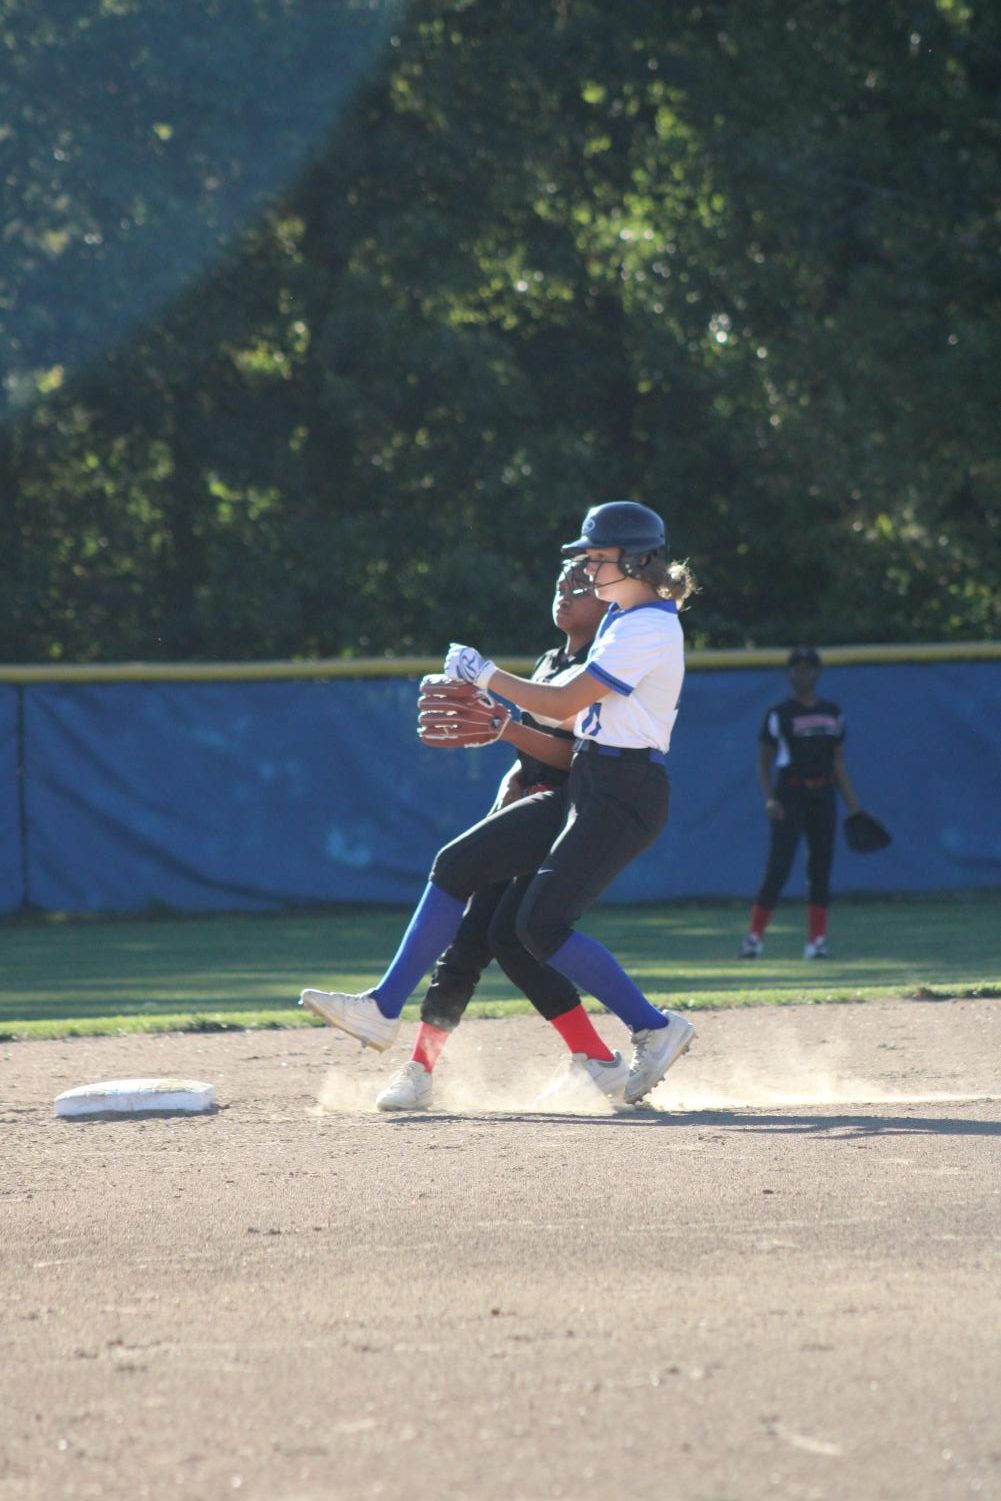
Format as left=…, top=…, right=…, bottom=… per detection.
left=374, top=563, right=606, bottom=1111
left=738, top=646, right=862, bottom=960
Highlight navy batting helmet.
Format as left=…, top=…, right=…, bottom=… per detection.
left=561, top=500, right=667, bottom=558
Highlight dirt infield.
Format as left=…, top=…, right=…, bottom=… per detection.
left=3, top=998, right=1000, bottom=1501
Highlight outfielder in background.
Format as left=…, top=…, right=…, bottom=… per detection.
left=374, top=560, right=607, bottom=1111
left=738, top=645, right=862, bottom=960
left=301, top=500, right=698, bottom=1109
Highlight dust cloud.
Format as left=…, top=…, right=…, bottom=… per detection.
left=312, top=1013, right=998, bottom=1116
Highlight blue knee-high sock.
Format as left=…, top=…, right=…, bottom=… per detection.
left=547, top=931, right=667, bottom=1033
left=372, top=882, right=465, bottom=1017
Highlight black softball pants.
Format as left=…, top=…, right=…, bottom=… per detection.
left=430, top=751, right=670, bottom=1017
left=420, top=880, right=579, bottom=1030
left=755, top=785, right=837, bottom=909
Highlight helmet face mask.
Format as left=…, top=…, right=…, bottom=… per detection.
left=557, top=558, right=594, bottom=596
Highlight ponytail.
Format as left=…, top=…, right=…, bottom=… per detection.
left=629, top=554, right=698, bottom=608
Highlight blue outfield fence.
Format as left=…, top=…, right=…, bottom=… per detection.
left=0, top=687, right=24, bottom=914
left=2, top=656, right=1000, bottom=915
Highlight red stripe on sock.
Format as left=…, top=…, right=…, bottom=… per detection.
left=412, top=1023, right=449, bottom=1072
left=750, top=904, right=773, bottom=938
left=808, top=905, right=828, bottom=943
left=550, top=1005, right=615, bottom=1061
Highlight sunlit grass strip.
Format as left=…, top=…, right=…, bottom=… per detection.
left=0, top=1010, right=316, bottom=1041
left=3, top=982, right=997, bottom=1042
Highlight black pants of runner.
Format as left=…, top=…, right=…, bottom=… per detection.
left=755, top=784, right=837, bottom=909
left=430, top=750, right=670, bottom=1017
left=420, top=880, right=580, bottom=1030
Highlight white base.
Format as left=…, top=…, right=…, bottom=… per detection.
left=55, top=1077, right=216, bottom=1118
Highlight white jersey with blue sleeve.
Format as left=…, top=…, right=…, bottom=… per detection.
left=574, top=601, right=685, bottom=752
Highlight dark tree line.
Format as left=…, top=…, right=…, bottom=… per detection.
left=2, top=0, right=999, bottom=662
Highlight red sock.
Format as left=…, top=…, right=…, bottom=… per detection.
left=749, top=904, right=773, bottom=938
left=808, top=905, right=827, bottom=943
left=411, top=1023, right=449, bottom=1072
left=549, top=1004, right=615, bottom=1061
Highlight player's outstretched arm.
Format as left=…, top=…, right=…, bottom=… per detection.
left=489, top=665, right=607, bottom=721
left=443, top=643, right=610, bottom=721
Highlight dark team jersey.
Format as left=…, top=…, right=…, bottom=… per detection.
left=516, top=641, right=593, bottom=789
left=759, top=697, right=845, bottom=782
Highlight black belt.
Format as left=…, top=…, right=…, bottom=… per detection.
left=783, top=774, right=834, bottom=789
left=574, top=740, right=667, bottom=766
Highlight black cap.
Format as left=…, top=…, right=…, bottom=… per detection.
left=788, top=645, right=821, bottom=668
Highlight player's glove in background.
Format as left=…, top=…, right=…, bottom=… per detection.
left=843, top=810, right=892, bottom=853
left=443, top=643, right=497, bottom=690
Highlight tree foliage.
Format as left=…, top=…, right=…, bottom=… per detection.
left=2, top=0, right=999, bottom=660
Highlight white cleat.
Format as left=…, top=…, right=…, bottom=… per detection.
left=535, top=1051, right=629, bottom=1112
left=804, top=937, right=830, bottom=960
left=624, top=1010, right=696, bottom=1105
left=299, top=989, right=401, bottom=1051
left=376, top=1061, right=433, bottom=1112
left=738, top=932, right=764, bottom=958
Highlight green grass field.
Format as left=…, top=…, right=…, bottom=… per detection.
left=1, top=893, right=998, bottom=1040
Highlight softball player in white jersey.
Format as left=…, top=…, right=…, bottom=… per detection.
left=301, top=501, right=698, bottom=1108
